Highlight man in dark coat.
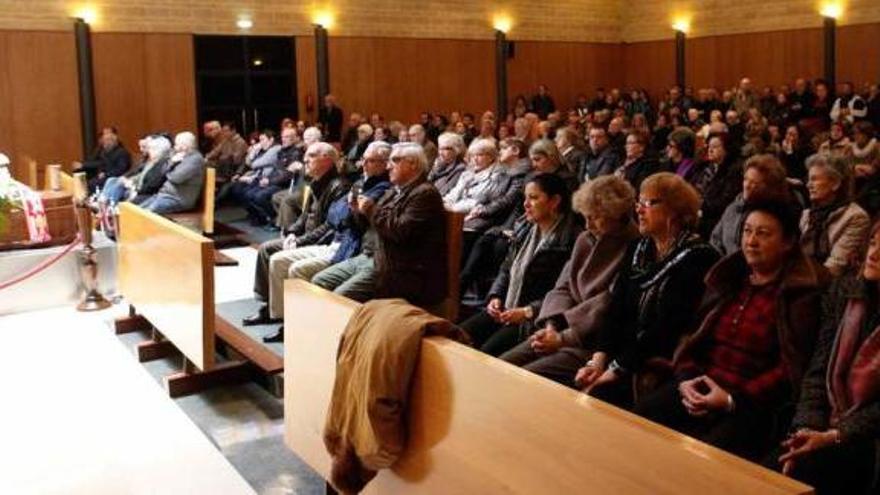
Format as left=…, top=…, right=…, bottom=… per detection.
left=75, top=126, right=132, bottom=193
left=319, top=94, right=344, bottom=144
left=579, top=125, right=620, bottom=182
left=371, top=142, right=448, bottom=309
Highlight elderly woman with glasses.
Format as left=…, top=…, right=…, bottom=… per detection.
left=576, top=172, right=719, bottom=407
left=801, top=154, right=870, bottom=277
left=428, top=132, right=467, bottom=196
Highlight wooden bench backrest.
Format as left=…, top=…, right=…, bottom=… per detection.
left=439, top=210, right=464, bottom=322
left=201, top=167, right=216, bottom=235
left=44, top=165, right=76, bottom=196
left=283, top=280, right=812, bottom=495
left=118, top=202, right=215, bottom=370
left=27, top=158, right=38, bottom=189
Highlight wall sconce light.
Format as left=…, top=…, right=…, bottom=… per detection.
left=72, top=5, right=98, bottom=25
left=492, top=14, right=513, bottom=34
left=236, top=17, right=253, bottom=29
left=313, top=10, right=335, bottom=30
left=672, top=18, right=691, bottom=34
left=820, top=2, right=843, bottom=19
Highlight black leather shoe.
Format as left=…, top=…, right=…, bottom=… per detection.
left=262, top=326, right=284, bottom=343
left=242, top=305, right=279, bottom=326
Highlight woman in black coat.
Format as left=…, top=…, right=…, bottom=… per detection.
left=460, top=173, right=581, bottom=356
left=780, top=220, right=880, bottom=495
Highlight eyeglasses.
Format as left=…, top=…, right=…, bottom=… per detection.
left=390, top=156, right=408, bottom=164
left=635, top=198, right=664, bottom=209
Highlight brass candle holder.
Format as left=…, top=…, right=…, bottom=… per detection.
left=73, top=172, right=110, bottom=311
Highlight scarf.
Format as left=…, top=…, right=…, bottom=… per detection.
left=828, top=295, right=880, bottom=424
left=504, top=217, right=562, bottom=310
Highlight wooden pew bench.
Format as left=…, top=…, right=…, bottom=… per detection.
left=283, top=279, right=813, bottom=494
left=115, top=202, right=282, bottom=397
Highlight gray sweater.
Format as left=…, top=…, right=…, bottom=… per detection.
left=157, top=150, right=205, bottom=210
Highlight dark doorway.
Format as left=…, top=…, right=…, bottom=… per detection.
left=194, top=35, right=298, bottom=139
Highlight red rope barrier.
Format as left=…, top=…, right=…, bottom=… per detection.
left=0, top=234, right=82, bottom=291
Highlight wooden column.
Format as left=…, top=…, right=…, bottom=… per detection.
left=675, top=30, right=686, bottom=90
left=74, top=18, right=97, bottom=158
left=495, top=30, right=509, bottom=119
left=314, top=24, right=330, bottom=116
left=823, top=16, right=837, bottom=93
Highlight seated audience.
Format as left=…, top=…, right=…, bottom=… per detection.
left=554, top=127, right=586, bottom=174
left=666, top=126, right=701, bottom=185
left=800, top=154, right=870, bottom=277
left=139, top=132, right=204, bottom=214
left=778, top=124, right=811, bottom=182
left=272, top=126, right=321, bottom=230
left=576, top=173, right=719, bottom=407
left=203, top=120, right=248, bottom=197
left=74, top=126, right=132, bottom=193
left=427, top=132, right=467, bottom=197
left=782, top=221, right=880, bottom=495
left=579, top=125, right=620, bottom=181
left=227, top=129, right=282, bottom=224
left=461, top=138, right=532, bottom=261
left=409, top=124, right=437, bottom=165
left=100, top=134, right=171, bottom=205
left=245, top=142, right=350, bottom=341
left=443, top=138, right=505, bottom=214
left=711, top=154, right=791, bottom=256
left=696, top=133, right=744, bottom=238
left=613, top=129, right=659, bottom=193
left=312, top=143, right=448, bottom=309
left=458, top=139, right=576, bottom=297
left=500, top=176, right=639, bottom=383
left=851, top=121, right=880, bottom=216
left=635, top=196, right=829, bottom=461
left=818, top=121, right=852, bottom=158
left=459, top=173, right=581, bottom=356
left=261, top=142, right=390, bottom=342
left=830, top=81, right=868, bottom=125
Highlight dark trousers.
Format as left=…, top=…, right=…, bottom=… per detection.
left=633, top=380, right=774, bottom=461
left=459, top=232, right=511, bottom=298
left=254, top=238, right=284, bottom=301
left=245, top=185, right=282, bottom=222
left=459, top=310, right=529, bottom=357
left=501, top=343, right=591, bottom=388
left=776, top=439, right=877, bottom=495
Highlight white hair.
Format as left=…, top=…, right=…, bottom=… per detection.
left=467, top=137, right=498, bottom=158
left=174, top=132, right=197, bottom=152
left=146, top=135, right=172, bottom=160
left=437, top=132, right=465, bottom=156
left=308, top=141, right=339, bottom=161
left=303, top=126, right=322, bottom=145
left=390, top=142, right=428, bottom=174
left=365, top=141, right=392, bottom=160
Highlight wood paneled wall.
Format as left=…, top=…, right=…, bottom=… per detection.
left=622, top=40, right=676, bottom=100
left=684, top=28, right=823, bottom=92
left=295, top=36, right=318, bottom=124
left=0, top=30, right=81, bottom=182
left=838, top=23, right=880, bottom=89
left=92, top=33, right=196, bottom=157
left=325, top=37, right=496, bottom=124
left=508, top=41, right=623, bottom=114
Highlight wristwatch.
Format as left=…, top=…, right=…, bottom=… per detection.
left=607, top=360, right=627, bottom=377
left=522, top=306, right=534, bottom=320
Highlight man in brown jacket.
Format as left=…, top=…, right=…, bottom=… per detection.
left=371, top=142, right=448, bottom=309
left=203, top=120, right=248, bottom=198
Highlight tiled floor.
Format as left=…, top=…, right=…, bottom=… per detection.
left=0, top=246, right=324, bottom=495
